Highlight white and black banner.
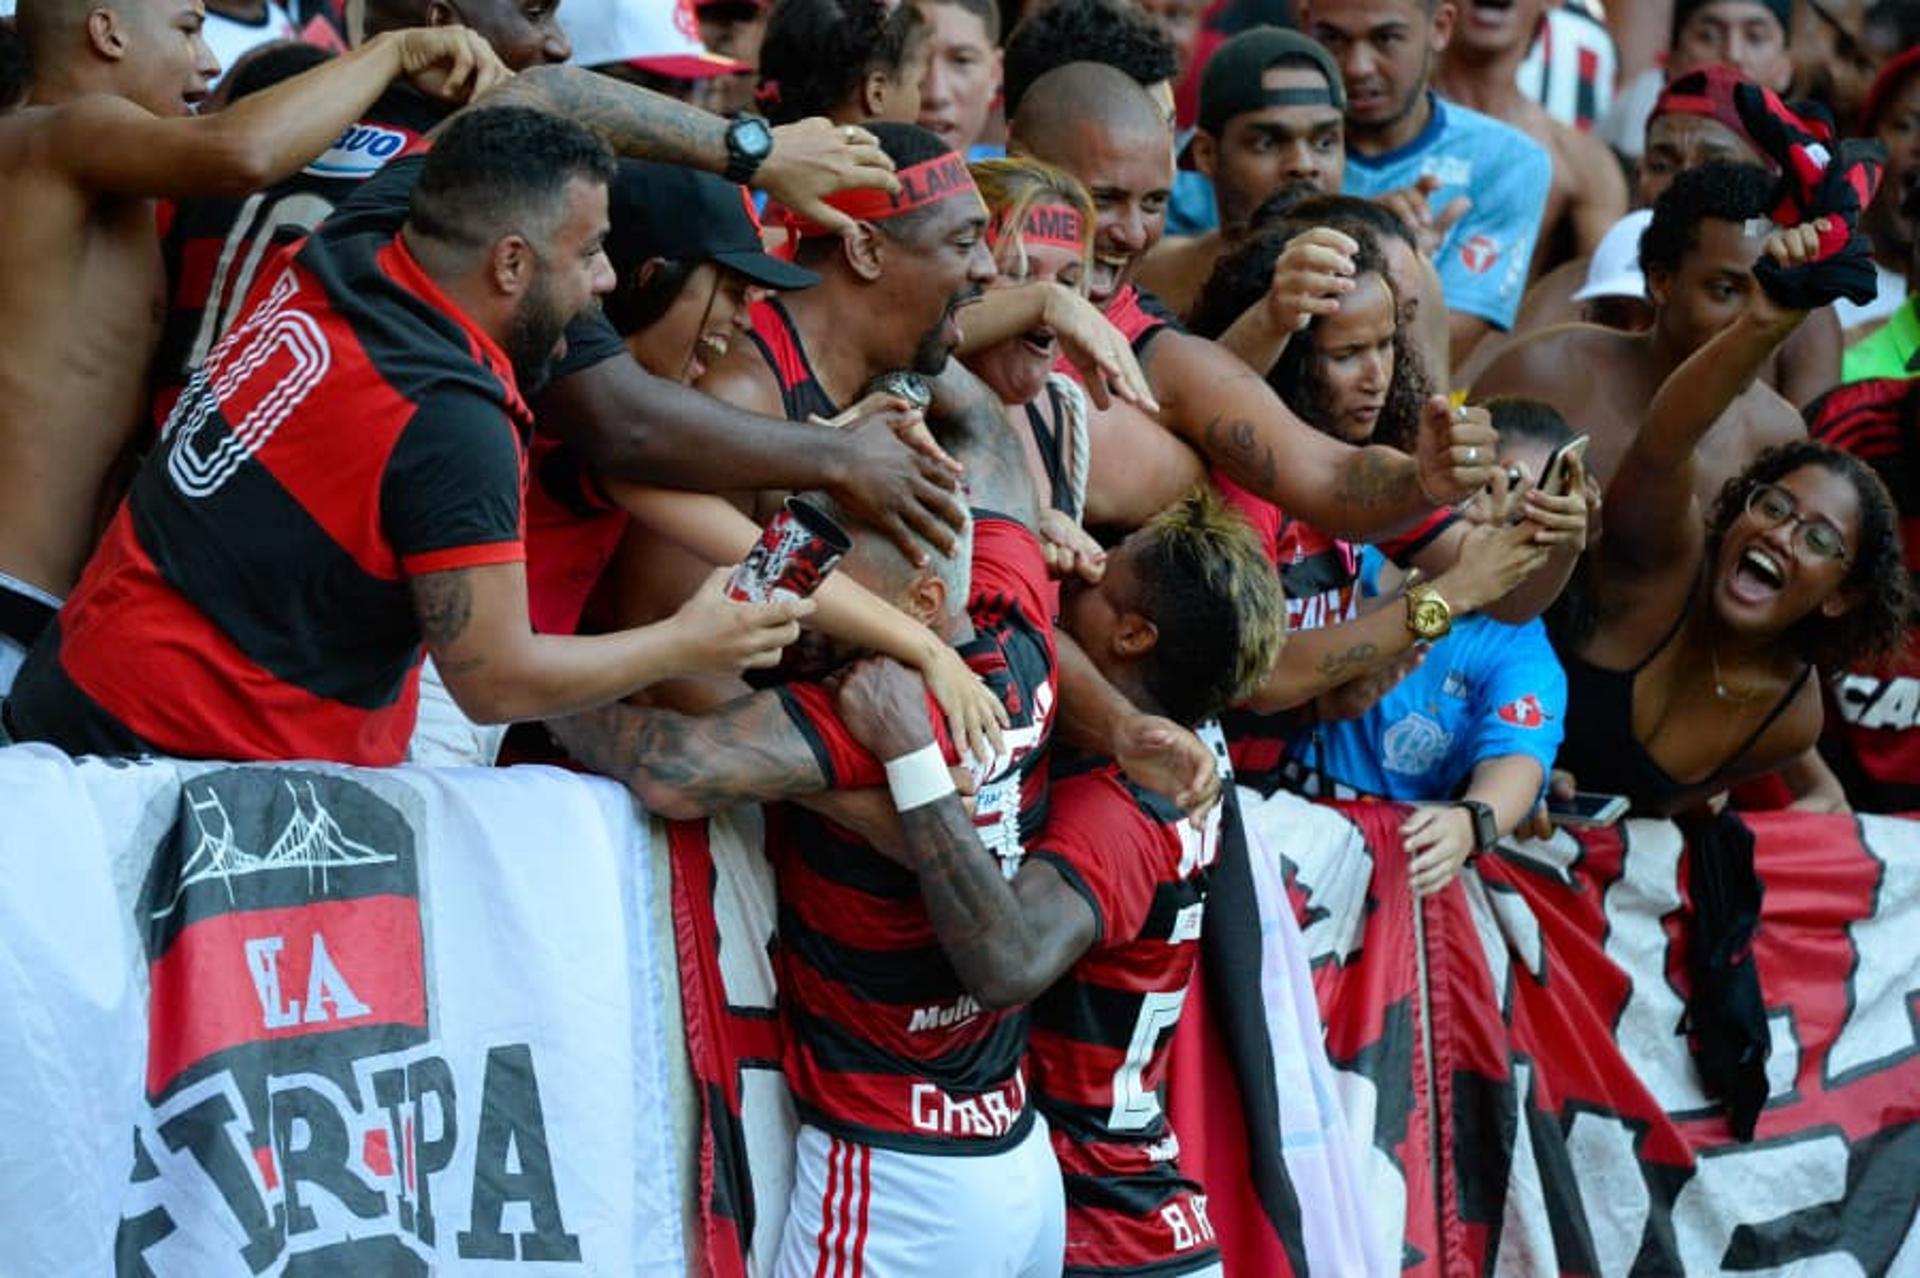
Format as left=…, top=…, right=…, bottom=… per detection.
left=0, top=745, right=690, bottom=1277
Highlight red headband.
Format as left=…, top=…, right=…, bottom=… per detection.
left=1650, top=65, right=1758, bottom=151
left=776, top=151, right=978, bottom=240
left=989, top=203, right=1086, bottom=253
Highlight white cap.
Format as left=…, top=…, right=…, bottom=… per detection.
left=1571, top=208, right=1653, bottom=303
left=565, top=0, right=748, bottom=79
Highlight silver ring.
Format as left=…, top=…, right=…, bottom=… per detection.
left=1465, top=446, right=1479, bottom=465
left=843, top=126, right=860, bottom=143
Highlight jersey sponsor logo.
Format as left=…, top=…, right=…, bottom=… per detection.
left=1497, top=694, right=1549, bottom=729
left=906, top=992, right=982, bottom=1033
left=1287, top=585, right=1359, bottom=633
left=1833, top=673, right=1920, bottom=731
left=303, top=122, right=411, bottom=179
left=1383, top=711, right=1453, bottom=777
left=1420, top=156, right=1473, bottom=188
left=1168, top=900, right=1206, bottom=944
left=1460, top=233, right=1501, bottom=275
left=908, top=1070, right=1027, bottom=1137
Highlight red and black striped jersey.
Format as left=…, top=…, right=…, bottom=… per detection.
left=1807, top=377, right=1920, bottom=812
left=769, top=514, right=1058, bottom=1153
left=10, top=157, right=528, bottom=765
left=1215, top=470, right=1454, bottom=793
left=745, top=296, right=840, bottom=423
left=151, top=87, right=445, bottom=428
left=1028, top=757, right=1223, bottom=1276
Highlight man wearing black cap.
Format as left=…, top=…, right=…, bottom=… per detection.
left=521, top=160, right=820, bottom=658
left=1135, top=26, right=1350, bottom=319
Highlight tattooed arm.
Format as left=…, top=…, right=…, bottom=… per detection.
left=410, top=563, right=809, bottom=726
left=1245, top=521, right=1546, bottom=713
left=473, top=65, right=897, bottom=236
left=834, top=658, right=1097, bottom=1008
left=1143, top=332, right=1497, bottom=540
left=546, top=687, right=833, bottom=820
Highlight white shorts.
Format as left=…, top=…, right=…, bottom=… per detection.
left=775, top=1117, right=1065, bottom=1278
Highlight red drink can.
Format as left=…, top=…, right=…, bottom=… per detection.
left=725, top=497, right=853, bottom=602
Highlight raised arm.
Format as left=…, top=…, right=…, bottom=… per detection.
left=480, top=65, right=896, bottom=236
left=833, top=656, right=1097, bottom=1008
left=1602, top=227, right=1814, bottom=577
left=52, top=29, right=506, bottom=198
left=1147, top=332, right=1496, bottom=542
left=955, top=282, right=1155, bottom=411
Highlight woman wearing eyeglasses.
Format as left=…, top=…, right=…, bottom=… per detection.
left=1555, top=218, right=1913, bottom=816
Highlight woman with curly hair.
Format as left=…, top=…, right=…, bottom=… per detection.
left=1556, top=221, right=1912, bottom=815
left=1185, top=221, right=1572, bottom=798
left=755, top=0, right=930, bottom=127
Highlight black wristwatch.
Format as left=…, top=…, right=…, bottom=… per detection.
left=723, top=115, right=774, bottom=186
left=1456, top=798, right=1499, bottom=855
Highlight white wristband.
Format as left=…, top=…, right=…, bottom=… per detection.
left=884, top=742, right=957, bottom=812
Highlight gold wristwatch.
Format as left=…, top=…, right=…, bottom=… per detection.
left=1403, top=571, right=1453, bottom=641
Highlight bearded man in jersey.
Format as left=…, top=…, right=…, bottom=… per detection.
left=700, top=120, right=995, bottom=424
left=826, top=487, right=1286, bottom=1278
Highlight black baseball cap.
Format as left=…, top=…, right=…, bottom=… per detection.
left=605, top=159, right=819, bottom=292
left=1198, top=26, right=1346, bottom=138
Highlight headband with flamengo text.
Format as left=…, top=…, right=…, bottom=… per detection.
left=989, top=203, right=1087, bottom=253
left=776, top=151, right=979, bottom=240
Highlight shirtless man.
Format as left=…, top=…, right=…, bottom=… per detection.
left=0, top=0, right=507, bottom=685
left=1471, top=161, right=1804, bottom=506
left=1006, top=62, right=1496, bottom=538
left=1134, top=26, right=1349, bottom=321
left=1494, top=64, right=1841, bottom=407
left=1434, top=0, right=1627, bottom=279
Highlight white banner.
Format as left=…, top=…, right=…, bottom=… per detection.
left=0, top=744, right=689, bottom=1277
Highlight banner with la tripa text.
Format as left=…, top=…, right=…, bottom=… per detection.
left=1192, top=790, right=1920, bottom=1276
left=0, top=744, right=693, bottom=1277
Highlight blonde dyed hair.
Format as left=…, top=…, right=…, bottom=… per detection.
left=969, top=156, right=1096, bottom=291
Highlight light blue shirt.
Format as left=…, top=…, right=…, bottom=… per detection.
left=1342, top=95, right=1553, bottom=331
left=1288, top=550, right=1566, bottom=801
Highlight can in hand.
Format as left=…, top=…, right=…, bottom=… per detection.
left=725, top=497, right=854, bottom=602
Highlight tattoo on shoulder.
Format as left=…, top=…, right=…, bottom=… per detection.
left=1203, top=414, right=1278, bottom=497
left=413, top=571, right=473, bottom=647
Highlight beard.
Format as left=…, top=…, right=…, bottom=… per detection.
left=504, top=275, right=571, bottom=389
left=909, top=286, right=983, bottom=376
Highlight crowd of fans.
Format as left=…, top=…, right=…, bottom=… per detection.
left=1, top=0, right=1916, bottom=1272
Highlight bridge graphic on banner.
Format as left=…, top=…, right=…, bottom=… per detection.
left=152, top=778, right=396, bottom=917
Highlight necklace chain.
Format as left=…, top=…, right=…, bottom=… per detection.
left=1709, top=645, right=1765, bottom=703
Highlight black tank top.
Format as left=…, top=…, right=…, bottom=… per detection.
left=744, top=296, right=840, bottom=423
left=1023, top=380, right=1081, bottom=521
left=1557, top=586, right=1811, bottom=815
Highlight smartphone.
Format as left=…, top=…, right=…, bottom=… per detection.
left=1539, top=434, right=1591, bottom=498
left=1547, top=791, right=1629, bottom=828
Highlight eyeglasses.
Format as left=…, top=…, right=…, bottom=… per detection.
left=1744, top=483, right=1850, bottom=564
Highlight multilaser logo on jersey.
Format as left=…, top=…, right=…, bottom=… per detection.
left=121, top=769, right=582, bottom=1274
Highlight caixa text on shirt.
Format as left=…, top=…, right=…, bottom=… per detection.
left=117, top=1040, right=584, bottom=1273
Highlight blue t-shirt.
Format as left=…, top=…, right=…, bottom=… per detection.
left=1341, top=95, right=1552, bottom=331
left=1288, top=550, right=1566, bottom=801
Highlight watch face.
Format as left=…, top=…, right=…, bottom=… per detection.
left=1410, top=595, right=1450, bottom=638
left=735, top=117, right=773, bottom=159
